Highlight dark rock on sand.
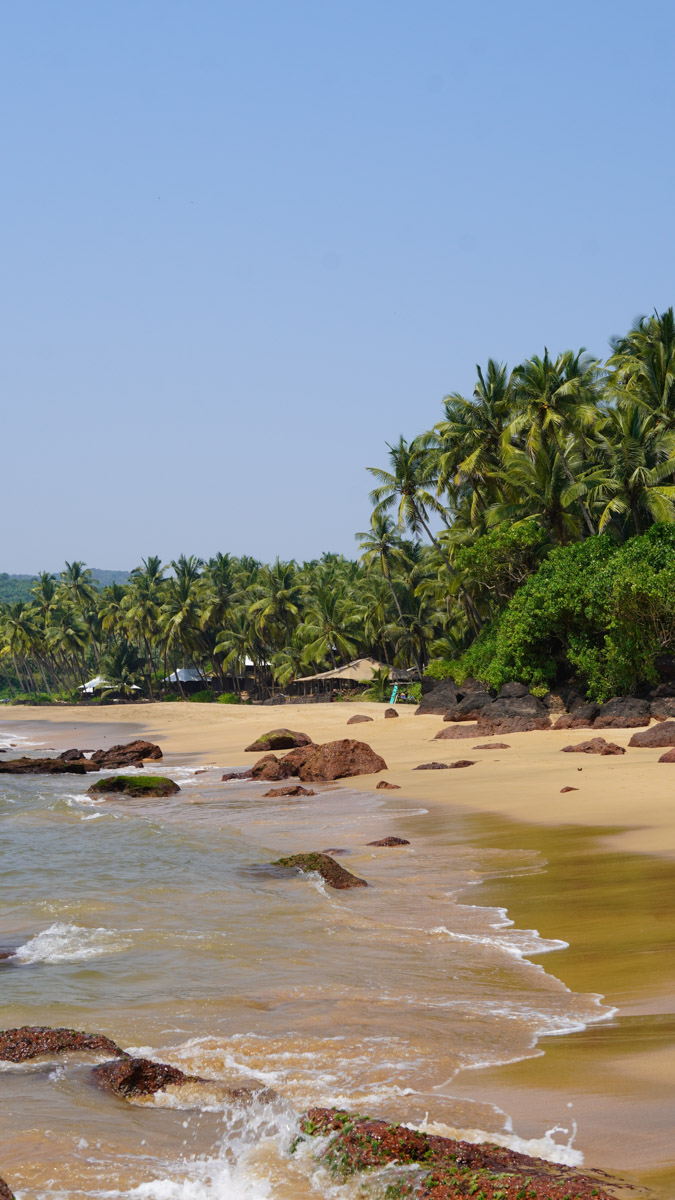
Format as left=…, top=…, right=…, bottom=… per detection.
left=89, top=740, right=163, bottom=767
left=92, top=1055, right=201, bottom=1098
left=629, top=721, right=675, bottom=747
left=0, top=1177, right=15, bottom=1200
left=561, top=737, right=625, bottom=755
left=553, top=702, right=600, bottom=729
left=376, top=780, right=400, bottom=789
left=658, top=747, right=675, bottom=762
left=282, top=739, right=387, bottom=782
left=561, top=786, right=579, bottom=792
left=347, top=714, right=373, bottom=724
left=445, top=691, right=494, bottom=721
left=480, top=715, right=551, bottom=734
left=414, top=678, right=461, bottom=716
left=271, top=853, right=367, bottom=889
left=244, top=728, right=313, bottom=752
left=299, top=1107, right=618, bottom=1200
left=434, top=724, right=482, bottom=740
left=489, top=693, right=548, bottom=720
left=0, top=1026, right=124, bottom=1062
left=384, top=707, right=398, bottom=718
left=414, top=759, right=475, bottom=770
left=651, top=696, right=675, bottom=719
left=473, top=742, right=511, bottom=749
left=87, top=775, right=180, bottom=798
left=498, top=681, right=529, bottom=699
left=263, top=785, right=316, bottom=797
left=367, top=836, right=410, bottom=846
left=593, top=696, right=650, bottom=728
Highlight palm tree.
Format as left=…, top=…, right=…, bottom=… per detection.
left=583, top=402, right=675, bottom=535
left=356, top=513, right=408, bottom=624
left=300, top=585, right=358, bottom=670
left=608, top=307, right=675, bottom=428
left=510, top=350, right=600, bottom=536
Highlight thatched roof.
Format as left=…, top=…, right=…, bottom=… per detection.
left=295, top=657, right=389, bottom=684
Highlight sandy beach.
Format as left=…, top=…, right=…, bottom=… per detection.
left=2, top=700, right=675, bottom=1196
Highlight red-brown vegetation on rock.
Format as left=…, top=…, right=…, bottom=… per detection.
left=0, top=1026, right=123, bottom=1063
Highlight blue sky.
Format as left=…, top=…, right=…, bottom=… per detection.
left=2, top=0, right=675, bottom=572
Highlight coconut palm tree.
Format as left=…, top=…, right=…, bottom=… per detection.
left=608, top=307, right=675, bottom=427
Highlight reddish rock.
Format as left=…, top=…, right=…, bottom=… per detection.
left=92, top=1055, right=200, bottom=1097
left=414, top=760, right=476, bottom=770
left=0, top=755, right=94, bottom=776
left=473, top=742, right=511, bottom=749
left=561, top=738, right=625, bottom=755
left=263, top=785, right=316, bottom=797
left=592, top=697, right=650, bottom=729
left=0, top=1176, right=15, bottom=1200
left=300, top=1108, right=619, bottom=1200
left=434, top=724, right=482, bottom=740
left=347, top=714, right=373, bottom=724
left=629, top=721, right=675, bottom=748
left=221, top=768, right=253, bottom=781
left=271, top=852, right=367, bottom=889
left=0, top=1026, right=124, bottom=1063
left=282, top=739, right=387, bottom=782
left=658, top=747, right=675, bottom=763
left=480, top=716, right=551, bottom=734
left=249, top=754, right=294, bottom=781
left=244, top=728, right=313, bottom=752
left=89, top=740, right=162, bottom=767
left=651, top=697, right=675, bottom=720
left=367, top=836, right=410, bottom=846
left=376, top=780, right=400, bottom=789
left=384, top=707, right=399, bottom=718
left=560, top=786, right=579, bottom=792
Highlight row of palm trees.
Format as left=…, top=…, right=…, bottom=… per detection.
left=2, top=308, right=674, bottom=697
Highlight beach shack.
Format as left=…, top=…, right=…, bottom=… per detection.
left=291, top=657, right=391, bottom=699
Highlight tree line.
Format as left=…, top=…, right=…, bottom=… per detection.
left=2, top=307, right=675, bottom=700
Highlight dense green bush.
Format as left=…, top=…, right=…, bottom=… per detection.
left=188, top=689, right=215, bottom=703
left=217, top=692, right=241, bottom=704
left=439, top=525, right=675, bottom=700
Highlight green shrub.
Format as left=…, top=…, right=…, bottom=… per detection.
left=188, top=689, right=215, bottom=703
left=217, top=692, right=241, bottom=704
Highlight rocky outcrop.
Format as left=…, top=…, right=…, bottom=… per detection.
left=367, top=836, right=410, bottom=846
left=263, top=785, right=316, bottom=797
left=480, top=716, right=551, bottom=734
left=89, top=741, right=162, bottom=767
left=298, top=1107, right=618, bottom=1200
left=0, top=754, right=94, bottom=775
left=444, top=691, right=494, bottom=722
left=651, top=696, right=675, bottom=719
left=376, top=780, right=400, bottom=789
left=92, top=1055, right=201, bottom=1098
left=347, top=714, right=373, bottom=724
left=0, top=1177, right=15, bottom=1200
left=592, top=697, right=650, bottom=728
left=244, top=729, right=313, bottom=752
left=271, top=853, right=367, bottom=889
left=434, top=724, right=483, bottom=740
left=658, top=747, right=675, bottom=763
left=553, top=702, right=601, bottom=729
left=497, top=682, right=529, bottom=698
left=384, top=707, right=398, bottom=718
left=87, top=776, right=180, bottom=798
left=629, top=721, right=675, bottom=747
left=414, top=678, right=461, bottom=716
left=561, top=738, right=625, bottom=755
left=221, top=768, right=253, bottom=781
left=414, top=759, right=475, bottom=770
left=249, top=754, right=293, bottom=781
left=0, top=1026, right=124, bottom=1062
left=274, top=739, right=387, bottom=782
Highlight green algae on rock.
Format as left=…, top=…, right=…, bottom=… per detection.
left=87, top=775, right=180, bottom=798
left=272, top=852, right=367, bottom=889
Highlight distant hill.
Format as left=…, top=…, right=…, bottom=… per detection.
left=0, top=569, right=130, bottom=604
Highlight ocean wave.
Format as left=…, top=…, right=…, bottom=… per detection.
left=14, top=921, right=133, bottom=964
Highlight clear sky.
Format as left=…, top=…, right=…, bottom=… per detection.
left=2, top=0, right=675, bottom=573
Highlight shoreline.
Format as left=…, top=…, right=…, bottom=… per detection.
left=2, top=702, right=674, bottom=1194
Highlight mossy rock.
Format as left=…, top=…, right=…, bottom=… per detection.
left=272, top=852, right=367, bottom=889
left=87, top=775, right=180, bottom=798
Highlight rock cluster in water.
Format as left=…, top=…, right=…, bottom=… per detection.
left=0, top=1026, right=124, bottom=1062
left=271, top=852, right=368, bottom=889
left=0, top=740, right=162, bottom=775
left=297, top=1108, right=620, bottom=1199
left=87, top=775, right=180, bottom=798
left=235, top=738, right=387, bottom=783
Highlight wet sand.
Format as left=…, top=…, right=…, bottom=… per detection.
left=2, top=701, right=675, bottom=1194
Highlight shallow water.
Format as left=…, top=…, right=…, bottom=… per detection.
left=0, top=725, right=617, bottom=1197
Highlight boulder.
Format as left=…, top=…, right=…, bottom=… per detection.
left=271, top=852, right=367, bottom=889
left=0, top=1026, right=123, bottom=1063
left=553, top=703, right=600, bottom=729
left=444, top=692, right=494, bottom=722
left=87, top=776, right=180, bottom=798
left=498, top=682, right=529, bottom=698
left=629, top=722, right=675, bottom=748
left=434, top=724, right=483, bottom=740
left=263, top=785, right=316, bottom=797
left=473, top=742, right=511, bottom=749
left=367, top=836, right=410, bottom=846
left=651, top=697, right=675, bottom=720
left=479, top=716, right=551, bottom=734
left=415, top=678, right=461, bottom=716
left=347, top=714, right=373, bottom=724
left=592, top=697, right=650, bottom=729
left=658, top=748, right=675, bottom=763
left=281, top=739, right=387, bottom=782
left=414, top=759, right=476, bottom=770
left=561, top=738, right=625, bottom=756
left=0, top=1178, right=14, bottom=1200
left=384, top=707, right=399, bottom=718
left=221, top=768, right=253, bottom=781
left=0, top=755, right=94, bottom=776
left=89, top=740, right=162, bottom=767
left=376, top=780, right=400, bottom=789
left=92, top=1055, right=201, bottom=1098
left=249, top=754, right=293, bottom=782
left=244, top=728, right=313, bottom=752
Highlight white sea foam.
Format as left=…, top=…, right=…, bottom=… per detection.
left=415, top=1115, right=583, bottom=1167
left=14, top=921, right=133, bottom=963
